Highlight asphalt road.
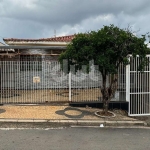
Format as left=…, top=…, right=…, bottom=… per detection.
left=0, top=127, right=150, bottom=150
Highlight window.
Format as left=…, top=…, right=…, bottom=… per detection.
left=20, top=55, right=42, bottom=71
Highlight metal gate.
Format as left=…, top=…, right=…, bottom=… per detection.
left=0, top=60, right=102, bottom=104
left=128, top=56, right=150, bottom=116
left=0, top=61, right=70, bottom=104
left=0, top=59, right=127, bottom=104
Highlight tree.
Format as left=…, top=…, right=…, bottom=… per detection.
left=59, top=24, right=149, bottom=114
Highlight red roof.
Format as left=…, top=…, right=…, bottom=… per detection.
left=3, top=35, right=75, bottom=42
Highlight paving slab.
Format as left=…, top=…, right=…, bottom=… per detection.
left=0, top=105, right=147, bottom=127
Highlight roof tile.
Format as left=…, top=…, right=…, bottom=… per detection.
left=3, top=35, right=75, bottom=42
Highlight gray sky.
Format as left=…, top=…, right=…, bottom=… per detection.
left=0, top=0, right=150, bottom=43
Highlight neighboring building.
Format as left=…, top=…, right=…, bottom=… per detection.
left=0, top=42, right=5, bottom=46
left=0, top=42, right=14, bottom=53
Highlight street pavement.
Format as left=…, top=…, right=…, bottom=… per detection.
left=0, top=127, right=150, bottom=150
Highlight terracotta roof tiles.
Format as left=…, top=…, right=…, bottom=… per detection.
left=3, top=35, right=75, bottom=42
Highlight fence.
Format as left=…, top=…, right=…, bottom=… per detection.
left=0, top=60, right=126, bottom=104
left=128, top=56, right=150, bottom=116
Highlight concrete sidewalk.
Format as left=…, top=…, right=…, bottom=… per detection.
left=0, top=104, right=147, bottom=127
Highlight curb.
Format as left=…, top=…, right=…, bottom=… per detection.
left=0, top=119, right=147, bottom=127
left=105, top=120, right=147, bottom=127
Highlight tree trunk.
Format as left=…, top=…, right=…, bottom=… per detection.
left=103, top=100, right=109, bottom=115
left=101, top=74, right=118, bottom=115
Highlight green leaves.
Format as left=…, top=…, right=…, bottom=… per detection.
left=59, top=25, right=149, bottom=74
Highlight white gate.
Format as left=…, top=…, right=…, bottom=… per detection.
left=0, top=60, right=102, bottom=104
left=127, top=56, right=150, bottom=116
left=0, top=61, right=70, bottom=104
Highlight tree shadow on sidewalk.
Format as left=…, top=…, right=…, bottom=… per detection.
left=55, top=107, right=92, bottom=119
left=0, top=109, right=6, bottom=114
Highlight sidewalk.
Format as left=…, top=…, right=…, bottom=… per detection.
left=0, top=104, right=147, bottom=128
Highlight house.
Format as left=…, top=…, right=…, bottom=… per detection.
left=3, top=35, right=75, bottom=60
left=1, top=35, right=150, bottom=116
left=0, top=35, right=106, bottom=104
left=2, top=35, right=75, bottom=90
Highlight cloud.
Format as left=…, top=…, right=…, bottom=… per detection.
left=0, top=0, right=150, bottom=43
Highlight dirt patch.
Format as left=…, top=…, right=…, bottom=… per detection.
left=112, top=109, right=128, bottom=116
left=65, top=110, right=82, bottom=116
left=96, top=111, right=114, bottom=117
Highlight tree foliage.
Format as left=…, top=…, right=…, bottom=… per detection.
left=59, top=24, right=149, bottom=114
